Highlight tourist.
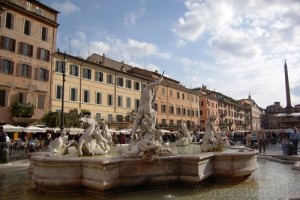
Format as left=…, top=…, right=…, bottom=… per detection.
left=120, top=133, right=126, bottom=144
left=281, top=138, right=288, bottom=155
left=289, top=127, right=299, bottom=155
left=257, top=130, right=266, bottom=153
left=0, top=126, right=8, bottom=152
left=245, top=132, right=252, bottom=148
left=112, top=133, right=118, bottom=144
left=44, top=133, right=51, bottom=146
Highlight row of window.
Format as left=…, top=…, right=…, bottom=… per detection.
left=55, top=61, right=144, bottom=90
left=0, top=89, right=45, bottom=109
left=0, top=36, right=50, bottom=61
left=0, top=58, right=49, bottom=81
left=159, top=119, right=196, bottom=127
left=55, top=85, right=198, bottom=117
left=161, top=87, right=198, bottom=102
left=55, top=85, right=140, bottom=110
left=4, top=12, right=49, bottom=41
left=159, top=104, right=199, bottom=117
left=56, top=61, right=201, bottom=100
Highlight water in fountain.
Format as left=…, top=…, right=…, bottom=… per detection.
left=1, top=159, right=300, bottom=200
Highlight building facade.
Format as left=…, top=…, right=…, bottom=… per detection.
left=195, top=86, right=255, bottom=132
left=0, top=0, right=58, bottom=124
left=239, top=95, right=263, bottom=131
left=52, top=52, right=143, bottom=129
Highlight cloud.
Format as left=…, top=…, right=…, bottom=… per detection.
left=207, top=29, right=262, bottom=58
left=65, top=33, right=170, bottom=68
left=89, top=41, right=110, bottom=55
left=176, top=39, right=186, bottom=47
left=172, top=1, right=209, bottom=41
left=123, top=8, right=145, bottom=25
left=173, top=0, right=300, bottom=60
left=51, top=0, right=80, bottom=16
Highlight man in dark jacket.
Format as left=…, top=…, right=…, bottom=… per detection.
left=0, top=126, right=8, bottom=152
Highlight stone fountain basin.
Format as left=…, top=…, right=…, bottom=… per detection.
left=28, top=148, right=258, bottom=196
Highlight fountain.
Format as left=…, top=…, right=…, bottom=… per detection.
left=28, top=76, right=258, bottom=197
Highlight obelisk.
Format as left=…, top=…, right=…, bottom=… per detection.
left=284, top=61, right=293, bottom=113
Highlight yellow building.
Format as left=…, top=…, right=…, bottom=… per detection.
left=52, top=52, right=143, bottom=128
left=0, top=0, right=58, bottom=124
left=52, top=52, right=202, bottom=130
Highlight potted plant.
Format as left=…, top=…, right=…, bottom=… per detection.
left=10, top=102, right=34, bottom=118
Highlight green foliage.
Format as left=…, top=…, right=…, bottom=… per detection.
left=80, top=109, right=91, bottom=116
left=40, top=109, right=90, bottom=128
left=10, top=102, right=34, bottom=118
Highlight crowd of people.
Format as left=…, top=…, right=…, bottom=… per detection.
left=1, top=124, right=299, bottom=156
left=231, top=128, right=299, bottom=155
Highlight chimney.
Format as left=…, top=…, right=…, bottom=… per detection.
left=102, top=53, right=105, bottom=64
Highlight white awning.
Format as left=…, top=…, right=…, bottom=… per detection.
left=24, top=125, right=46, bottom=133
left=45, top=127, right=61, bottom=133
left=2, top=124, right=24, bottom=132
left=275, top=113, right=300, bottom=117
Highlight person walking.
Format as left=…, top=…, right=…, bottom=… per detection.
left=245, top=132, right=252, bottom=148
left=281, top=138, right=288, bottom=155
left=0, top=126, right=8, bottom=153
left=289, top=127, right=299, bottom=155
left=257, top=130, right=266, bottom=153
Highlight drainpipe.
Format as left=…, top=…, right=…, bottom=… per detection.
left=114, top=73, right=117, bottom=113
left=79, top=60, right=83, bottom=112
left=49, top=27, right=55, bottom=112
left=197, top=95, right=200, bottom=131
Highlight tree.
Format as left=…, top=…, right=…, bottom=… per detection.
left=10, top=102, right=34, bottom=118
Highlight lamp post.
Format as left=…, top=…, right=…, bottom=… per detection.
left=60, top=52, right=67, bottom=132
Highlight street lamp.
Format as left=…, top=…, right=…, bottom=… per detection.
left=60, top=52, right=67, bottom=132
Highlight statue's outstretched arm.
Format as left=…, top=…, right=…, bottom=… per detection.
left=145, top=77, right=163, bottom=90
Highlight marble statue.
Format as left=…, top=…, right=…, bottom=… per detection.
left=130, top=76, right=163, bottom=141
left=48, top=128, right=68, bottom=153
left=176, top=121, right=193, bottom=146
left=98, top=119, right=112, bottom=146
left=120, top=76, right=174, bottom=161
left=201, top=115, right=223, bottom=152
left=62, top=115, right=111, bottom=156
left=219, top=127, right=231, bottom=148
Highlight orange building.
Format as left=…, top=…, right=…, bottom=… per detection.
left=0, top=0, right=58, bottom=124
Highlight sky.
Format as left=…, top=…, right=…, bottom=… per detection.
left=40, top=0, right=300, bottom=109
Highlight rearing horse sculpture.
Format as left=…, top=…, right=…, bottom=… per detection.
left=62, top=115, right=110, bottom=156
left=77, top=115, right=96, bottom=156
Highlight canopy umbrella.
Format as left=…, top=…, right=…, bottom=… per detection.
left=24, top=125, right=46, bottom=133
left=45, top=127, right=61, bottom=133
left=108, top=129, right=119, bottom=134
left=116, top=129, right=131, bottom=135
left=2, top=124, right=24, bottom=132
left=158, top=129, right=171, bottom=134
